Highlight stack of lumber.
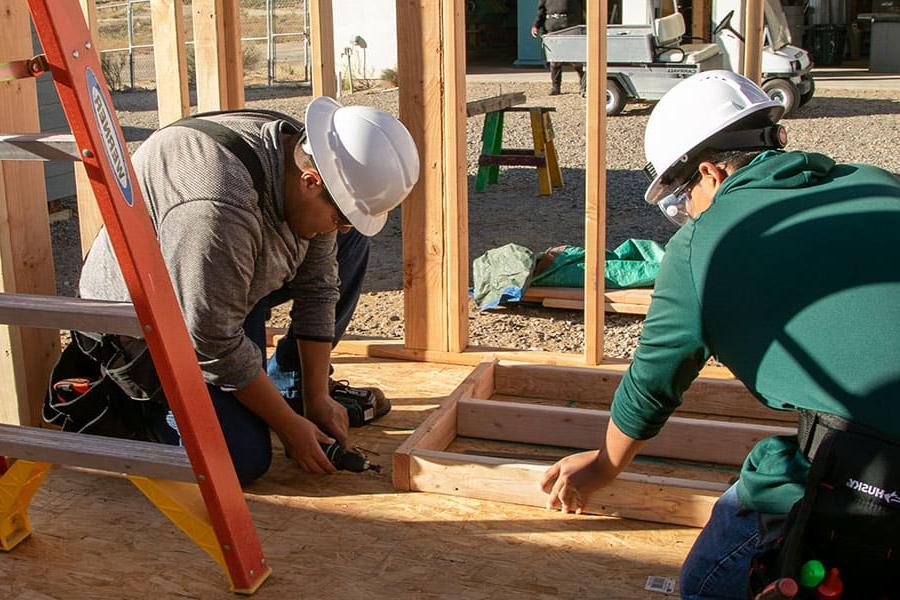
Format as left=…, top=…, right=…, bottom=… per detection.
left=522, top=286, right=653, bottom=315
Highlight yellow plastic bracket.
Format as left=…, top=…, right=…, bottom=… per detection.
left=128, top=476, right=264, bottom=593
left=0, top=460, right=52, bottom=551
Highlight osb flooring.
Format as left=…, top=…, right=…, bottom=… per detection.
left=0, top=355, right=703, bottom=599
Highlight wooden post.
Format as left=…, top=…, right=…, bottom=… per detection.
left=743, top=0, right=765, bottom=84
left=192, top=0, right=244, bottom=112
left=442, top=0, right=468, bottom=353
left=398, top=0, right=449, bottom=352
left=150, top=0, right=190, bottom=126
left=76, top=0, right=104, bottom=256
left=583, top=0, right=608, bottom=364
left=0, top=0, right=60, bottom=425
left=692, top=0, right=712, bottom=42
left=308, top=0, right=337, bottom=98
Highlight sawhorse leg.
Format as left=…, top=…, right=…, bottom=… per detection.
left=542, top=111, right=563, bottom=190
left=529, top=109, right=552, bottom=196
left=475, top=111, right=504, bottom=192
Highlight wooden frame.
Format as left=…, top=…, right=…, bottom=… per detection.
left=394, top=361, right=796, bottom=528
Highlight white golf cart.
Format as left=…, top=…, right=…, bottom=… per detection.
left=541, top=0, right=814, bottom=116
left=713, top=0, right=815, bottom=115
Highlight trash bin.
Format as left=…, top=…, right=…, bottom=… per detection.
left=805, top=24, right=847, bottom=65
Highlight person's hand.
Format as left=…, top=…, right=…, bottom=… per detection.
left=540, top=450, right=613, bottom=514
left=531, top=25, right=539, bottom=38
left=304, top=394, right=350, bottom=447
left=277, top=414, right=337, bottom=474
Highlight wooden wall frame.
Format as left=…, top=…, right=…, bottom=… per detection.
left=393, top=361, right=796, bottom=528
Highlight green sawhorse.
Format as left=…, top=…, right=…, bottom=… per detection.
left=475, top=106, right=563, bottom=196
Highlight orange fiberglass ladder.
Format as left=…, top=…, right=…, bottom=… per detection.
left=0, top=0, right=270, bottom=593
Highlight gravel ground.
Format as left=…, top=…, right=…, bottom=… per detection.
left=51, top=81, right=900, bottom=358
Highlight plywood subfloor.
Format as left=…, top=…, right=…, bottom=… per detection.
left=0, top=354, right=704, bottom=599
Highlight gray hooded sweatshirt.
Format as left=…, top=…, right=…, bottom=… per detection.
left=79, top=112, right=339, bottom=391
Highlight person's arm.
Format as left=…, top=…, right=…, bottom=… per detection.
left=541, top=420, right=646, bottom=513
left=234, top=369, right=337, bottom=474
left=532, top=0, right=546, bottom=36
left=541, top=226, right=710, bottom=512
left=298, top=339, right=349, bottom=446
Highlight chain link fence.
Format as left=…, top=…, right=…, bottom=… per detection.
left=96, top=0, right=309, bottom=91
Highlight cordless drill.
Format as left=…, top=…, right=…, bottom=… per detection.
left=321, top=441, right=381, bottom=473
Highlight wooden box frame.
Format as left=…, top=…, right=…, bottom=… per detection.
left=393, top=361, right=796, bottom=528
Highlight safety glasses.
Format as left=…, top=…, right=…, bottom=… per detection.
left=657, top=171, right=700, bottom=227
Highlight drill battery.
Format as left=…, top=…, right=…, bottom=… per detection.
left=328, top=380, right=389, bottom=427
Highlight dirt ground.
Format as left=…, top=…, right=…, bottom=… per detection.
left=50, top=81, right=900, bottom=357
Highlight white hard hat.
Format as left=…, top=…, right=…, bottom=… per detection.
left=304, top=97, right=420, bottom=236
left=643, top=70, right=785, bottom=205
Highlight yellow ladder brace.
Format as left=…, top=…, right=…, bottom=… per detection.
left=0, top=460, right=51, bottom=551
left=0, top=461, right=268, bottom=594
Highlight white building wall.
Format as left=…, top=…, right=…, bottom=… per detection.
left=331, top=0, right=398, bottom=83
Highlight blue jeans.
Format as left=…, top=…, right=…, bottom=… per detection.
left=680, top=483, right=760, bottom=599
left=267, top=228, right=370, bottom=400
left=150, top=229, right=370, bottom=485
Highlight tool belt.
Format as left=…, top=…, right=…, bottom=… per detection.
left=750, top=410, right=900, bottom=598
left=43, top=333, right=165, bottom=441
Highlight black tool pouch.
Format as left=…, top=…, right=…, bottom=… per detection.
left=43, top=332, right=166, bottom=441
left=750, top=411, right=900, bottom=598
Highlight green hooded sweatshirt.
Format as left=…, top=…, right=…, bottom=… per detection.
left=611, top=150, right=900, bottom=514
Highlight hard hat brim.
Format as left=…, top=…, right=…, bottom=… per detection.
left=305, top=96, right=388, bottom=236
left=644, top=102, right=784, bottom=205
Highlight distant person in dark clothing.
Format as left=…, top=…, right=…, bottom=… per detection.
left=531, top=0, right=585, bottom=95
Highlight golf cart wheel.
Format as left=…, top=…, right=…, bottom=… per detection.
left=606, top=80, right=626, bottom=116
left=762, top=78, right=800, bottom=117
left=799, top=78, right=815, bottom=107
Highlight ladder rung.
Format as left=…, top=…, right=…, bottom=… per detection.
left=0, top=293, right=142, bottom=337
left=0, top=128, right=149, bottom=162
left=0, top=133, right=82, bottom=161
left=0, top=424, right=194, bottom=481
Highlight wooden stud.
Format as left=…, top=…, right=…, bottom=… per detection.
left=150, top=0, right=190, bottom=126
left=0, top=0, right=60, bottom=426
left=192, top=0, right=244, bottom=112
left=457, top=398, right=794, bottom=466
left=743, top=0, right=765, bottom=84
left=492, top=361, right=795, bottom=423
left=76, top=0, right=104, bottom=257
left=398, top=0, right=448, bottom=353
left=583, top=0, right=608, bottom=365
left=442, top=0, right=468, bottom=354
left=408, top=449, right=724, bottom=528
left=542, top=112, right=562, bottom=189
left=308, top=0, right=337, bottom=97
left=0, top=294, right=141, bottom=337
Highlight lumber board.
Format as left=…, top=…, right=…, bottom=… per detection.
left=456, top=398, right=794, bottom=466
left=398, top=0, right=448, bottom=353
left=743, top=0, right=765, bottom=84
left=523, top=286, right=653, bottom=305
left=464, top=92, right=526, bottom=117
left=408, top=449, right=724, bottom=528
left=583, top=0, right=608, bottom=365
left=542, top=297, right=649, bottom=315
left=492, top=362, right=797, bottom=423
left=192, top=0, right=243, bottom=112
left=692, top=0, right=712, bottom=41
left=0, top=293, right=142, bottom=337
left=392, top=361, right=494, bottom=490
left=0, top=2, right=61, bottom=426
left=443, top=0, right=468, bottom=353
left=150, top=0, right=190, bottom=126
left=0, top=424, right=194, bottom=481
left=308, top=0, right=337, bottom=97
left=0, top=134, right=82, bottom=161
